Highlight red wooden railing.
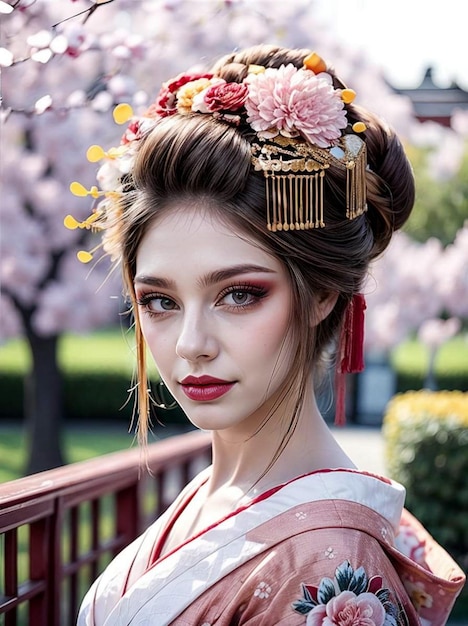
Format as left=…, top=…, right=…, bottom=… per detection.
left=0, top=430, right=211, bottom=626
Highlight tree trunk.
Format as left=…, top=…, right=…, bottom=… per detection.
left=424, top=346, right=438, bottom=391
left=24, top=333, right=65, bottom=475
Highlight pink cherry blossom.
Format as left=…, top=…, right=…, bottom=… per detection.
left=364, top=225, right=467, bottom=352
left=245, top=64, right=347, bottom=147
left=418, top=317, right=461, bottom=350
left=306, top=591, right=386, bottom=626
left=1, top=0, right=462, bottom=350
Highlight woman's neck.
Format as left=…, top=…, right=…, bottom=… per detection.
left=206, top=383, right=356, bottom=498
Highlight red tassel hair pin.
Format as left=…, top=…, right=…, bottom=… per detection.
left=334, top=294, right=367, bottom=426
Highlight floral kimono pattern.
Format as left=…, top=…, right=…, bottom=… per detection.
left=78, top=469, right=465, bottom=626
left=293, top=560, right=403, bottom=625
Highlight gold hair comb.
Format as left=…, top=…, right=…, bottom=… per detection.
left=251, top=134, right=367, bottom=232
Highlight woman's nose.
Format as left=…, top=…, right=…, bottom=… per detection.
left=175, top=309, right=219, bottom=362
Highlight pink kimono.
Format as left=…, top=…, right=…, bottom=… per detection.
left=78, top=468, right=465, bottom=625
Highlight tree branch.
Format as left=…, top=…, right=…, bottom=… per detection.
left=51, top=0, right=117, bottom=28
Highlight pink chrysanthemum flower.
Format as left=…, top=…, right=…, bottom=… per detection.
left=245, top=64, right=347, bottom=148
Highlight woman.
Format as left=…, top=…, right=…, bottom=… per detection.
left=73, top=45, right=465, bottom=625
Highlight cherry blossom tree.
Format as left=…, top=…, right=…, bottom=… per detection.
left=404, top=126, right=468, bottom=245
left=0, top=0, right=461, bottom=472
left=364, top=223, right=468, bottom=353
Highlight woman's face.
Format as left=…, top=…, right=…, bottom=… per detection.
left=134, top=203, right=296, bottom=436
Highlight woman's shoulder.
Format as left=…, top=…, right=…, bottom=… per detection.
left=180, top=511, right=418, bottom=625
left=244, top=472, right=465, bottom=625
left=184, top=496, right=464, bottom=626
left=268, top=467, right=406, bottom=532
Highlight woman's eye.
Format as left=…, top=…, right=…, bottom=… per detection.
left=219, top=287, right=266, bottom=308
left=228, top=291, right=251, bottom=305
left=136, top=294, right=178, bottom=314
left=150, top=297, right=177, bottom=312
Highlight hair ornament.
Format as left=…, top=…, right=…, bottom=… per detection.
left=245, top=58, right=367, bottom=230
left=113, top=102, right=134, bottom=124
left=65, top=50, right=369, bottom=262
left=341, top=89, right=356, bottom=104
left=252, top=133, right=367, bottom=231
left=247, top=64, right=265, bottom=75
left=352, top=121, right=367, bottom=133
left=69, top=182, right=104, bottom=198
left=335, top=293, right=367, bottom=426
left=63, top=213, right=100, bottom=230
left=86, top=144, right=128, bottom=162
left=303, top=52, right=327, bottom=74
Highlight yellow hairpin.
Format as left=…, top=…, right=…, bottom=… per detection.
left=113, top=103, right=134, bottom=124
left=69, top=182, right=105, bottom=199
left=341, top=89, right=356, bottom=104
left=63, top=213, right=100, bottom=230
left=86, top=144, right=127, bottom=162
left=303, top=52, right=327, bottom=74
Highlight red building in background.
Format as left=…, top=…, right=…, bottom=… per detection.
left=392, top=67, right=468, bottom=127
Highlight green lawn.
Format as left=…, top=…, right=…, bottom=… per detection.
left=2, top=328, right=466, bottom=378
left=0, top=426, right=136, bottom=484
left=0, top=422, right=190, bottom=484
left=0, top=327, right=158, bottom=377
left=391, top=335, right=468, bottom=375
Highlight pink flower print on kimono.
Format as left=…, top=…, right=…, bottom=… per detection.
left=401, top=577, right=433, bottom=613
left=292, top=560, right=401, bottom=626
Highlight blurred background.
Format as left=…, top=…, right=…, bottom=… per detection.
left=1, top=0, right=467, bottom=476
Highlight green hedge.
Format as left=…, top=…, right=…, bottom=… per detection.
left=383, top=390, right=468, bottom=618
left=1, top=331, right=467, bottom=422
left=0, top=330, right=188, bottom=424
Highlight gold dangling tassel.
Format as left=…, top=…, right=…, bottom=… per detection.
left=275, top=175, right=283, bottom=231
left=273, top=174, right=278, bottom=231
left=288, top=175, right=295, bottom=230
left=281, top=176, right=289, bottom=231
left=357, top=143, right=367, bottom=217
left=309, top=173, right=319, bottom=229
left=314, top=172, right=320, bottom=228
left=271, top=174, right=278, bottom=232
left=251, top=133, right=368, bottom=232
left=346, top=160, right=354, bottom=219
left=294, top=176, right=300, bottom=230
left=318, top=169, right=325, bottom=227
left=266, top=173, right=272, bottom=231
left=346, top=143, right=367, bottom=219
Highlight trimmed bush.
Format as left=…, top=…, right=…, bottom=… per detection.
left=0, top=331, right=188, bottom=425
left=383, top=390, right=468, bottom=614
left=1, top=332, right=467, bottom=422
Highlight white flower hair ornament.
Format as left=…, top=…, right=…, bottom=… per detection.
left=65, top=52, right=368, bottom=262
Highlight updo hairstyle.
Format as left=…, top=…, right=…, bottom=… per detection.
left=119, top=44, right=415, bottom=439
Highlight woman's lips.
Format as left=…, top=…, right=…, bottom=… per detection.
left=179, top=376, right=235, bottom=402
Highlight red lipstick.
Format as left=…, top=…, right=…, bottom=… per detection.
left=180, top=375, right=235, bottom=402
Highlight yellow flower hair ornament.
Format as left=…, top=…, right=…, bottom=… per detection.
left=65, top=53, right=370, bottom=262
left=64, top=104, right=136, bottom=263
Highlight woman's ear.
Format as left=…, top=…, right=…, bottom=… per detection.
left=311, top=291, right=339, bottom=327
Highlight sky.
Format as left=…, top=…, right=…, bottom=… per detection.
left=313, top=0, right=468, bottom=90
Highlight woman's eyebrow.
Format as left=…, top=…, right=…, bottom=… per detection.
left=134, top=275, right=175, bottom=289
left=198, top=264, right=276, bottom=288
left=134, top=264, right=276, bottom=289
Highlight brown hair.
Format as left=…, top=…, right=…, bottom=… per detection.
left=118, top=44, right=415, bottom=443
